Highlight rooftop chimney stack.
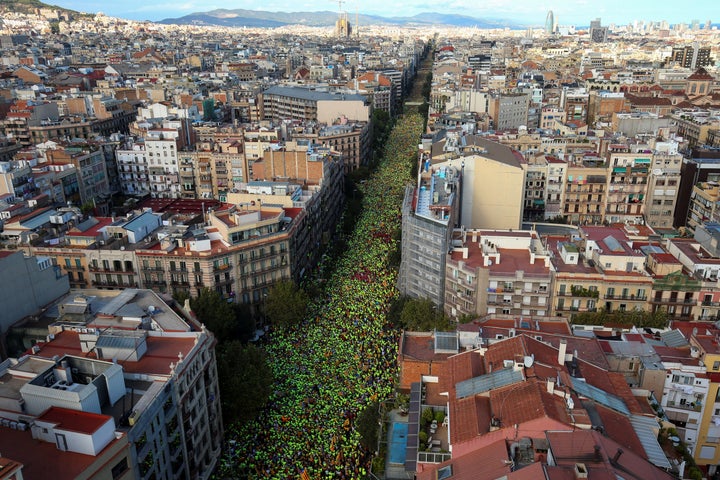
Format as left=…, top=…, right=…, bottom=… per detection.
left=612, top=448, right=624, bottom=464
left=558, top=339, right=568, bottom=365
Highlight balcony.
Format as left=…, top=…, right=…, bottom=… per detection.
left=604, top=294, right=647, bottom=301
left=215, top=276, right=234, bottom=286
left=142, top=265, right=165, bottom=272
left=213, top=263, right=232, bottom=272
left=666, top=400, right=702, bottom=412
left=650, top=297, right=696, bottom=305
left=64, top=263, right=85, bottom=271
left=89, top=266, right=136, bottom=274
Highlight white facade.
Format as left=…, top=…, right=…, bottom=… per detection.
left=661, top=367, right=709, bottom=448
left=33, top=412, right=115, bottom=455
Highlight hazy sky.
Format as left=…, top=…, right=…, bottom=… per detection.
left=50, top=0, right=718, bottom=26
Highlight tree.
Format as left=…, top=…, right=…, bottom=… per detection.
left=264, top=280, right=309, bottom=329
left=572, top=307, right=668, bottom=329
left=356, top=401, right=380, bottom=452
left=190, top=288, right=238, bottom=342
left=372, top=108, right=391, bottom=147
left=233, top=303, right=257, bottom=342
left=216, top=341, right=273, bottom=424
left=398, top=297, right=454, bottom=331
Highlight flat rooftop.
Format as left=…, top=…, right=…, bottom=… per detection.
left=32, top=330, right=198, bottom=376
left=50, top=288, right=190, bottom=332
left=0, top=424, right=125, bottom=480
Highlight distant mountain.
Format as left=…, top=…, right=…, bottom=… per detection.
left=158, top=8, right=524, bottom=29
left=0, top=0, right=77, bottom=15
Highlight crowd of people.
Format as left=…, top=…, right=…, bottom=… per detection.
left=216, top=113, right=425, bottom=479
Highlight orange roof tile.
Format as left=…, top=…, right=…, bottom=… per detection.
left=37, top=406, right=112, bottom=435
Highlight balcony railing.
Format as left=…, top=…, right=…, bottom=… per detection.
left=89, top=266, right=136, bottom=274
left=604, top=294, right=647, bottom=301
left=650, top=297, right=696, bottom=305
left=666, top=400, right=702, bottom=412
left=213, top=263, right=232, bottom=272
left=64, top=264, right=85, bottom=271
left=142, top=265, right=165, bottom=272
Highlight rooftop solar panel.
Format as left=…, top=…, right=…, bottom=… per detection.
left=570, top=378, right=629, bottom=415
left=456, top=368, right=524, bottom=399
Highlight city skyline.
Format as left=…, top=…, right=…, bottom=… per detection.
left=48, top=0, right=717, bottom=26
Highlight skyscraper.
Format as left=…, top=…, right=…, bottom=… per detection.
left=589, top=18, right=609, bottom=43
left=545, top=10, right=555, bottom=35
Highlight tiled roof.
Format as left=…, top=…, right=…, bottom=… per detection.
left=37, top=406, right=111, bottom=435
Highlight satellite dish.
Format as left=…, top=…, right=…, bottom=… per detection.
left=523, top=354, right=535, bottom=368
left=652, top=168, right=663, bottom=175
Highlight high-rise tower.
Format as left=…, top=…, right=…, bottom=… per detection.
left=545, top=10, right=555, bottom=34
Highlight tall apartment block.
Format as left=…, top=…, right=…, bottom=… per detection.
left=0, top=288, right=222, bottom=480
left=399, top=151, right=460, bottom=307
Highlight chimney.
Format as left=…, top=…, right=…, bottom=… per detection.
left=547, top=378, right=555, bottom=395
left=558, top=339, right=568, bottom=365
left=612, top=448, right=624, bottom=464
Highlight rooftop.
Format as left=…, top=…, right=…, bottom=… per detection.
left=0, top=426, right=126, bottom=480
left=32, top=329, right=198, bottom=376
left=36, top=406, right=112, bottom=435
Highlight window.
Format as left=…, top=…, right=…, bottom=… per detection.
left=714, top=361, right=720, bottom=371
left=438, top=465, right=453, bottom=480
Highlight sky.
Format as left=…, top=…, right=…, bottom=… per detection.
left=49, top=0, right=718, bottom=26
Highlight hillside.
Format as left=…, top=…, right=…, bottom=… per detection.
left=158, top=8, right=522, bottom=29
left=0, top=0, right=73, bottom=14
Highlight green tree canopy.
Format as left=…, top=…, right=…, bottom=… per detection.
left=572, top=308, right=668, bottom=329
left=190, top=288, right=238, bottom=342
left=392, top=297, right=454, bottom=331
left=216, top=341, right=273, bottom=425
left=356, top=401, right=380, bottom=452
left=264, top=280, right=309, bottom=329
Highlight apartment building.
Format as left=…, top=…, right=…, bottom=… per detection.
left=0, top=288, right=222, bottom=480
left=563, top=159, right=607, bottom=225
left=522, top=157, right=547, bottom=221
left=547, top=226, right=654, bottom=318
left=26, top=150, right=342, bottom=317
left=259, top=85, right=370, bottom=123
left=587, top=91, right=630, bottom=126
left=605, top=145, right=651, bottom=225
left=687, top=181, right=720, bottom=233
left=670, top=44, right=713, bottom=69
left=438, top=135, right=524, bottom=230
left=44, top=145, right=110, bottom=206
left=0, top=250, right=69, bottom=356
left=399, top=158, right=460, bottom=307
left=559, top=87, right=589, bottom=123
left=689, top=328, right=720, bottom=470
left=444, top=229, right=553, bottom=320
left=645, top=142, right=682, bottom=229
left=488, top=92, right=530, bottom=130
left=291, top=121, right=371, bottom=173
